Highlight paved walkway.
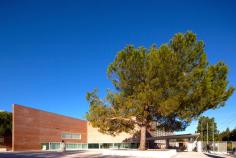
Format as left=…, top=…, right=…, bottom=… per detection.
left=0, top=151, right=134, bottom=158
left=172, top=152, right=233, bottom=158
left=172, top=152, right=209, bottom=158
left=1, top=151, right=234, bottom=158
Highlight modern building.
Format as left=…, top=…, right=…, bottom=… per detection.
left=1, top=104, right=199, bottom=151
left=12, top=104, right=141, bottom=151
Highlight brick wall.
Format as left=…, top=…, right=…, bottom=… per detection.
left=12, top=104, right=87, bottom=151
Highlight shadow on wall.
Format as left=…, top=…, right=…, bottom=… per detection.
left=122, top=129, right=156, bottom=149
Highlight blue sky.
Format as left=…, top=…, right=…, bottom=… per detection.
left=0, top=0, right=235, bottom=133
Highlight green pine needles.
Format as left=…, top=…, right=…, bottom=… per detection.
left=86, top=31, right=234, bottom=150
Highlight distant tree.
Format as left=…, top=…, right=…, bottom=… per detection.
left=0, top=112, right=12, bottom=136
left=86, top=32, right=234, bottom=150
left=219, top=128, right=236, bottom=141
left=197, top=116, right=218, bottom=141
left=229, top=128, right=236, bottom=141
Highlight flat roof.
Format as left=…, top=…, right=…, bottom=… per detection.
left=13, top=104, right=87, bottom=122
left=146, top=133, right=200, bottom=140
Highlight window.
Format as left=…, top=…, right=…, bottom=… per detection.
left=49, top=142, right=61, bottom=150
left=88, top=143, right=99, bottom=149
left=61, top=133, right=81, bottom=139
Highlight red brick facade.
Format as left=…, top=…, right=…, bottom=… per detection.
left=12, top=104, right=87, bottom=151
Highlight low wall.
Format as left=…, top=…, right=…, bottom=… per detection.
left=102, top=149, right=177, bottom=158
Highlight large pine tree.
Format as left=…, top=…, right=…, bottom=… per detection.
left=86, top=32, right=234, bottom=150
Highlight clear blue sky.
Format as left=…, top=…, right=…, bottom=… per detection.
left=0, top=0, right=235, bottom=133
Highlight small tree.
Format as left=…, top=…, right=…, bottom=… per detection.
left=86, top=32, right=234, bottom=150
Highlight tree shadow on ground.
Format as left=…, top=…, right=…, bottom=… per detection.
left=204, top=153, right=226, bottom=158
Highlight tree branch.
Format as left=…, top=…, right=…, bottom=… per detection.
left=108, top=116, right=142, bottom=126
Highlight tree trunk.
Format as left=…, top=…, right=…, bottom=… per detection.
left=139, top=125, right=146, bottom=150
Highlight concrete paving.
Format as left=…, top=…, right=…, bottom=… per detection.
left=172, top=152, right=209, bottom=158
left=0, top=150, right=134, bottom=158
left=1, top=151, right=233, bottom=158
left=171, top=152, right=233, bottom=158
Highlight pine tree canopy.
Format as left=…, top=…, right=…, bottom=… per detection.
left=86, top=32, right=234, bottom=137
